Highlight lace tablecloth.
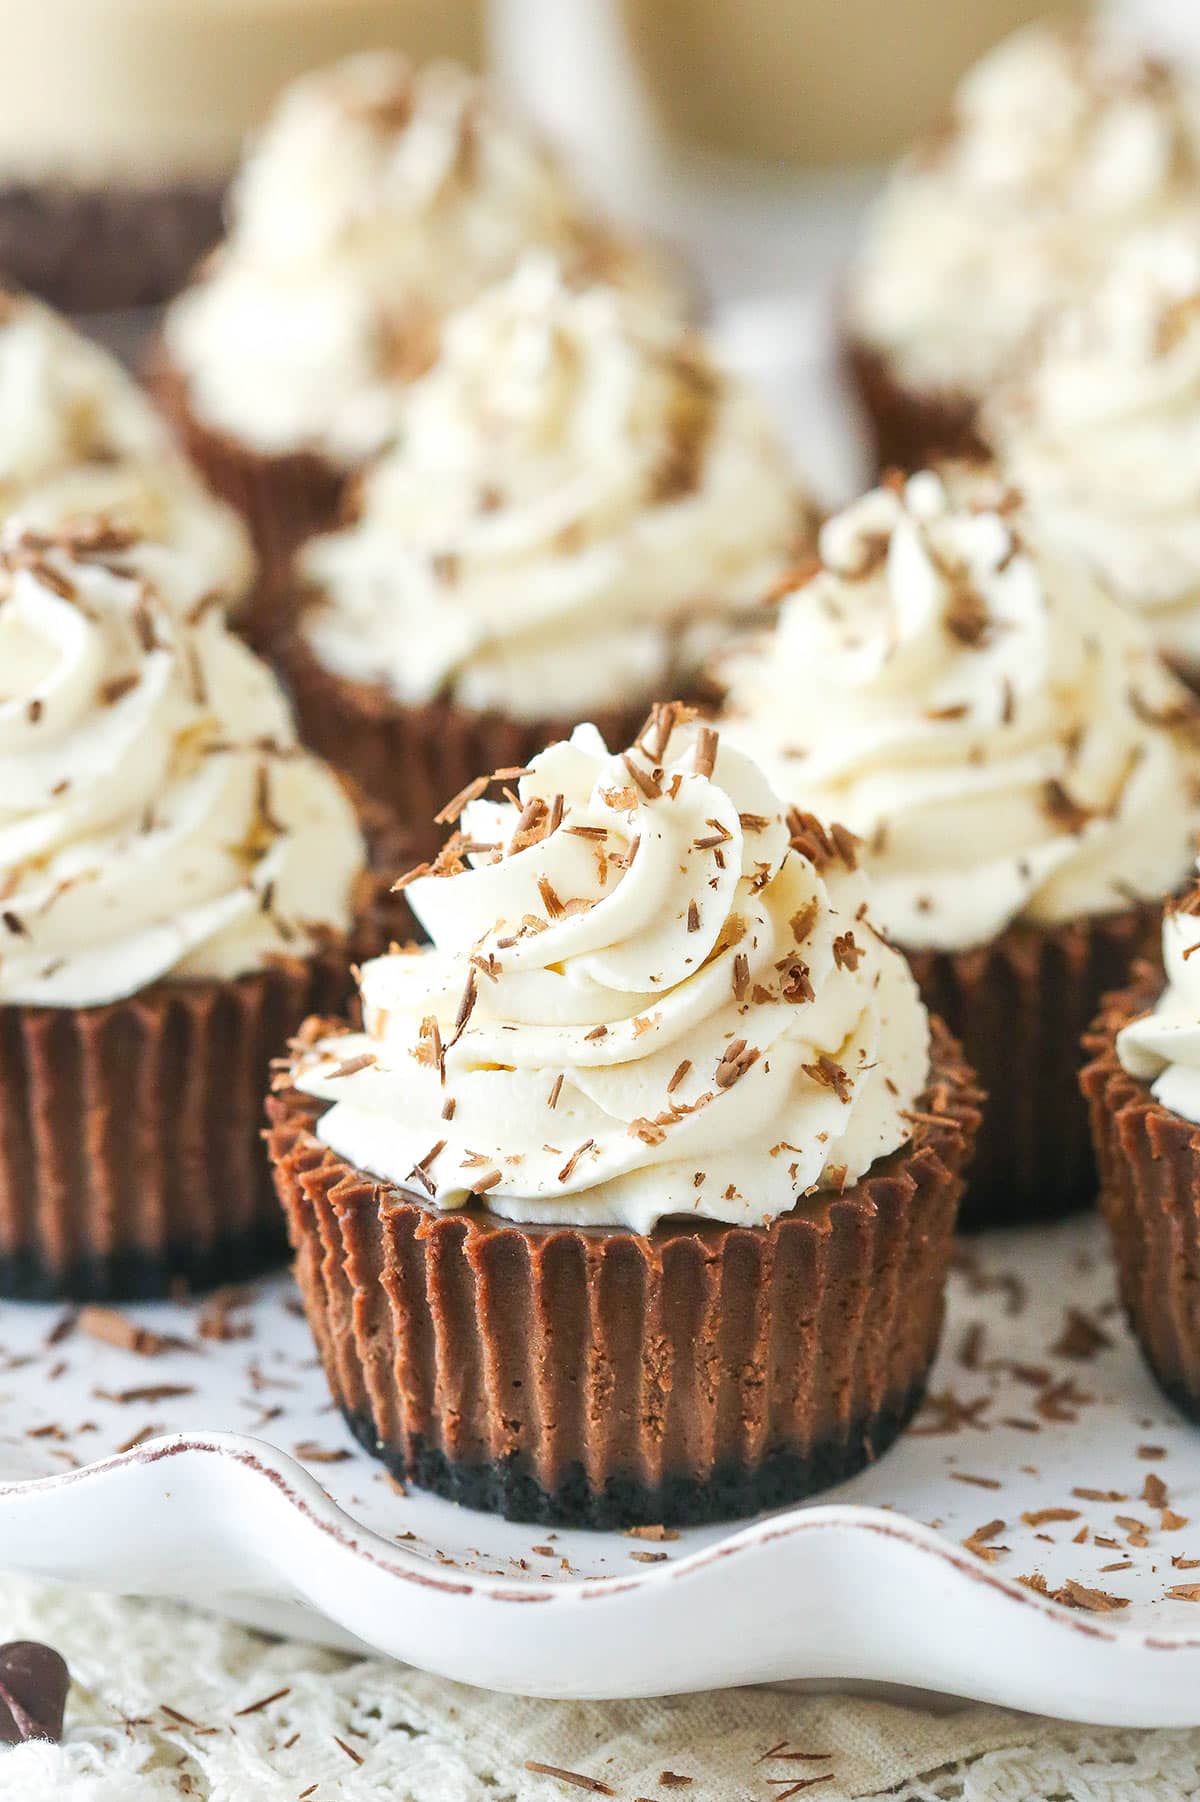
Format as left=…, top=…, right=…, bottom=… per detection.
left=0, top=1573, right=1192, bottom=1800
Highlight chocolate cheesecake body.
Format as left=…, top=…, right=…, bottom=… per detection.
left=270, top=1018, right=975, bottom=1526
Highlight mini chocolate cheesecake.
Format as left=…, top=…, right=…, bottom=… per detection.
left=279, top=256, right=810, bottom=846
left=153, top=53, right=688, bottom=609
left=844, top=20, right=1200, bottom=473
left=715, top=470, right=1200, bottom=1229
left=0, top=525, right=409, bottom=1300
left=267, top=706, right=979, bottom=1525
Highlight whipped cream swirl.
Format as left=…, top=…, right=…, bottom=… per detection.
left=1118, top=872, right=1200, bottom=1124
left=294, top=711, right=930, bottom=1232
left=0, top=529, right=364, bottom=1007
left=165, top=54, right=679, bottom=465
left=0, top=292, right=253, bottom=608
left=849, top=20, right=1200, bottom=399
left=986, top=230, right=1200, bottom=676
left=718, top=471, right=1200, bottom=954
left=300, top=257, right=804, bottom=720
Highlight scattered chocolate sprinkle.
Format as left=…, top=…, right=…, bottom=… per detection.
left=558, top=1140, right=595, bottom=1183
left=1051, top=1308, right=1113, bottom=1360
left=1042, top=778, right=1093, bottom=836
left=473, top=1170, right=503, bottom=1194
left=326, top=1053, right=376, bottom=1081
left=829, top=821, right=859, bottom=869
left=622, top=753, right=662, bottom=801
left=732, top=952, right=750, bottom=1001
left=334, top=1735, right=365, bottom=1768
left=523, top=1762, right=614, bottom=1795
left=629, top=1550, right=669, bottom=1563
left=94, top=1384, right=194, bottom=1406
left=1056, top=1579, right=1131, bottom=1613
left=1142, top=1472, right=1169, bottom=1509
left=694, top=727, right=719, bottom=780
left=78, top=1307, right=190, bottom=1357
left=1035, top=1377, right=1093, bottom=1423
left=659, top=1774, right=693, bottom=1787
left=1172, top=1555, right=1200, bottom=1570
left=294, top=1441, right=352, bottom=1464
left=832, top=931, right=862, bottom=973
left=115, top=1424, right=161, bottom=1454
left=716, top=1040, right=759, bottom=1089
left=1071, top=1487, right=1126, bottom=1504
left=625, top=1524, right=680, bottom=1542
left=951, top=1472, right=1001, bottom=1491
left=2, top=910, right=27, bottom=938
left=234, top=1687, right=291, bottom=1718
left=687, top=900, right=700, bottom=932
left=547, top=1074, right=564, bottom=1110
left=801, top=1054, right=851, bottom=1103
left=667, top=1059, right=691, bottom=1095
left=1139, top=1444, right=1167, bottom=1460
left=1166, top=1584, right=1200, bottom=1601
left=909, top=1389, right=991, bottom=1436
left=943, top=584, right=994, bottom=649
left=962, top=1518, right=1008, bottom=1562
left=1021, top=1508, right=1081, bottom=1527
left=434, top=776, right=489, bottom=826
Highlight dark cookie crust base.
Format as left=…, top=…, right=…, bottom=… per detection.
left=343, top=1383, right=926, bottom=1528
left=0, top=1226, right=286, bottom=1305
left=0, top=182, right=224, bottom=313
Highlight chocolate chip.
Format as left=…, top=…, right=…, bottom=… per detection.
left=0, top=1641, right=69, bottom=1744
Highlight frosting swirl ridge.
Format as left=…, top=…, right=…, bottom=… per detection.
left=300, top=257, right=804, bottom=720
left=0, top=529, right=364, bottom=1007
left=0, top=292, right=253, bottom=608
left=294, top=710, right=930, bottom=1232
left=718, top=471, right=1200, bottom=952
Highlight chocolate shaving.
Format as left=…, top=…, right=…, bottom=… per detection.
left=294, top=1441, right=352, bottom=1464
left=694, top=726, right=719, bottom=779
left=667, top=1059, right=691, bottom=1095
left=1042, top=778, right=1094, bottom=835
left=78, top=1308, right=191, bottom=1357
left=801, top=1054, right=851, bottom=1103
left=434, top=775, right=489, bottom=826
left=523, top=1763, right=614, bottom=1795
left=557, top=1140, right=595, bottom=1183
left=1051, top=1307, right=1113, bottom=1361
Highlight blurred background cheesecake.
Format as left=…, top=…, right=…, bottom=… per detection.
left=0, top=0, right=481, bottom=311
